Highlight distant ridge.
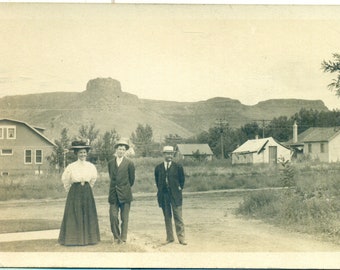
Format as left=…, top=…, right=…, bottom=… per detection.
left=0, top=77, right=329, bottom=141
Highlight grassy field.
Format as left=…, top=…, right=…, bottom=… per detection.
left=0, top=158, right=339, bottom=244
left=236, top=162, right=340, bottom=244
left=0, top=157, right=284, bottom=200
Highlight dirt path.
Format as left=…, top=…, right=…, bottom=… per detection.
left=0, top=190, right=338, bottom=252
left=127, top=192, right=340, bottom=252
left=0, top=191, right=339, bottom=267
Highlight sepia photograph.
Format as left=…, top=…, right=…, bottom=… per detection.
left=0, top=2, right=340, bottom=268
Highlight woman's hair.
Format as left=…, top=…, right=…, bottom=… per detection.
left=74, top=148, right=90, bottom=154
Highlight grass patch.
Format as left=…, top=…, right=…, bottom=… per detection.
left=1, top=158, right=340, bottom=210
left=236, top=171, right=340, bottom=244
left=0, top=219, right=61, bottom=233
left=1, top=158, right=282, bottom=200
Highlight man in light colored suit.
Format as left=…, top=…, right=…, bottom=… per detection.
left=108, top=139, right=135, bottom=244
left=154, top=145, right=187, bottom=245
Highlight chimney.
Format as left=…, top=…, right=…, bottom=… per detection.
left=293, top=121, right=298, bottom=143
left=255, top=134, right=259, bottom=140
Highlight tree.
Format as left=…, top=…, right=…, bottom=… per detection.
left=164, top=133, right=183, bottom=147
left=131, top=124, right=153, bottom=157
left=78, top=123, right=100, bottom=143
left=240, top=122, right=260, bottom=140
left=265, top=116, right=293, bottom=142
left=97, top=129, right=120, bottom=163
left=196, top=131, right=210, bottom=144
left=322, top=53, right=340, bottom=97
left=191, top=149, right=208, bottom=162
left=50, top=128, right=71, bottom=172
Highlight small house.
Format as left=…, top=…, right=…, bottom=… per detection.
left=231, top=137, right=290, bottom=165
left=0, top=118, right=56, bottom=175
left=286, top=126, right=340, bottom=162
left=175, top=144, right=214, bottom=161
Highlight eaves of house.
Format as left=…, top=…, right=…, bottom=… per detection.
left=0, top=118, right=56, bottom=147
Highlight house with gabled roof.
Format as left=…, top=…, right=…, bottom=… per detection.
left=0, top=118, right=56, bottom=175
left=286, top=126, right=340, bottom=162
left=175, top=144, right=214, bottom=161
left=231, top=137, right=291, bottom=165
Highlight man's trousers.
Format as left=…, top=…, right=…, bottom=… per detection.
left=161, top=191, right=185, bottom=242
left=109, top=202, right=131, bottom=242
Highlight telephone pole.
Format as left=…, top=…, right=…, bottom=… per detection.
left=253, top=119, right=271, bottom=138
left=215, top=118, right=228, bottom=159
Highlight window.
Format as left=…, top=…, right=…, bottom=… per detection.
left=308, top=143, right=312, bottom=153
left=25, top=150, right=32, bottom=164
left=35, top=150, right=43, bottom=164
left=320, top=143, right=325, bottom=153
left=1, top=149, right=13, bottom=155
left=7, top=127, right=16, bottom=139
left=0, top=126, right=16, bottom=139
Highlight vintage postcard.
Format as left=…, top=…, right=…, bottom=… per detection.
left=0, top=2, right=339, bottom=269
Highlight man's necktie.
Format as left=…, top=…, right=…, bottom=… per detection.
left=166, top=162, right=170, bottom=186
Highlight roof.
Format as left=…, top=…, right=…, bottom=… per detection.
left=0, top=118, right=56, bottom=147
left=287, top=127, right=340, bottom=144
left=232, top=137, right=288, bottom=154
left=176, top=144, right=213, bottom=155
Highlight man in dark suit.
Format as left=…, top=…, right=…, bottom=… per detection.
left=108, top=139, right=135, bottom=244
left=154, top=145, right=187, bottom=245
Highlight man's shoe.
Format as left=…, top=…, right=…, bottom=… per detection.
left=179, top=240, right=187, bottom=245
left=112, top=239, right=120, bottom=245
left=162, top=239, right=174, bottom=245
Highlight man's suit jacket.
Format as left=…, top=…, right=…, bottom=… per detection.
left=108, top=157, right=135, bottom=204
left=154, top=161, right=185, bottom=207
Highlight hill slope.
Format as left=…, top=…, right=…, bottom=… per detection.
left=0, top=77, right=329, bottom=141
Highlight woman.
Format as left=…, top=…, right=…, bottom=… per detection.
left=58, top=139, right=100, bottom=246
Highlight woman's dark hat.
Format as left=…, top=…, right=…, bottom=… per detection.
left=69, top=139, right=91, bottom=150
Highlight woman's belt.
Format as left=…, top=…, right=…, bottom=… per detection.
left=72, top=181, right=88, bottom=186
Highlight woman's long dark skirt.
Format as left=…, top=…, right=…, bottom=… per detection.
left=58, top=182, right=100, bottom=246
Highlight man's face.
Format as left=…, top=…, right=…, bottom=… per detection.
left=163, top=151, right=173, bottom=162
left=116, top=145, right=127, bottom=158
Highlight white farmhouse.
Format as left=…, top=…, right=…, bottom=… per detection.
left=287, top=127, right=340, bottom=162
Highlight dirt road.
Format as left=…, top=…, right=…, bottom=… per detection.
left=0, top=190, right=339, bottom=267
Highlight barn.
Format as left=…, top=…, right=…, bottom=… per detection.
left=175, top=144, right=214, bottom=161
left=231, top=137, right=291, bottom=165
left=0, top=118, right=56, bottom=175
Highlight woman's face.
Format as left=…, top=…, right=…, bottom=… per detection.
left=77, top=149, right=88, bottom=161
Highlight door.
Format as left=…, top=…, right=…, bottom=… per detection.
left=268, top=146, right=277, bottom=164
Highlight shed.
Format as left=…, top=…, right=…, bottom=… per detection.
left=0, top=118, right=56, bottom=175
left=175, top=144, right=214, bottom=161
left=231, top=137, right=290, bottom=165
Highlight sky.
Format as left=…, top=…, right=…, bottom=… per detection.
left=1, top=3, right=340, bottom=110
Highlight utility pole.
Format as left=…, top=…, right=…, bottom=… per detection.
left=253, top=119, right=271, bottom=138
left=63, top=149, right=69, bottom=169
left=215, top=118, right=228, bottom=159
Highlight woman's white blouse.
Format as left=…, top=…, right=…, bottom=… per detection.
left=61, top=159, right=98, bottom=191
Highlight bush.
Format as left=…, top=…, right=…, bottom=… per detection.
left=236, top=190, right=279, bottom=218
left=236, top=171, right=340, bottom=244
